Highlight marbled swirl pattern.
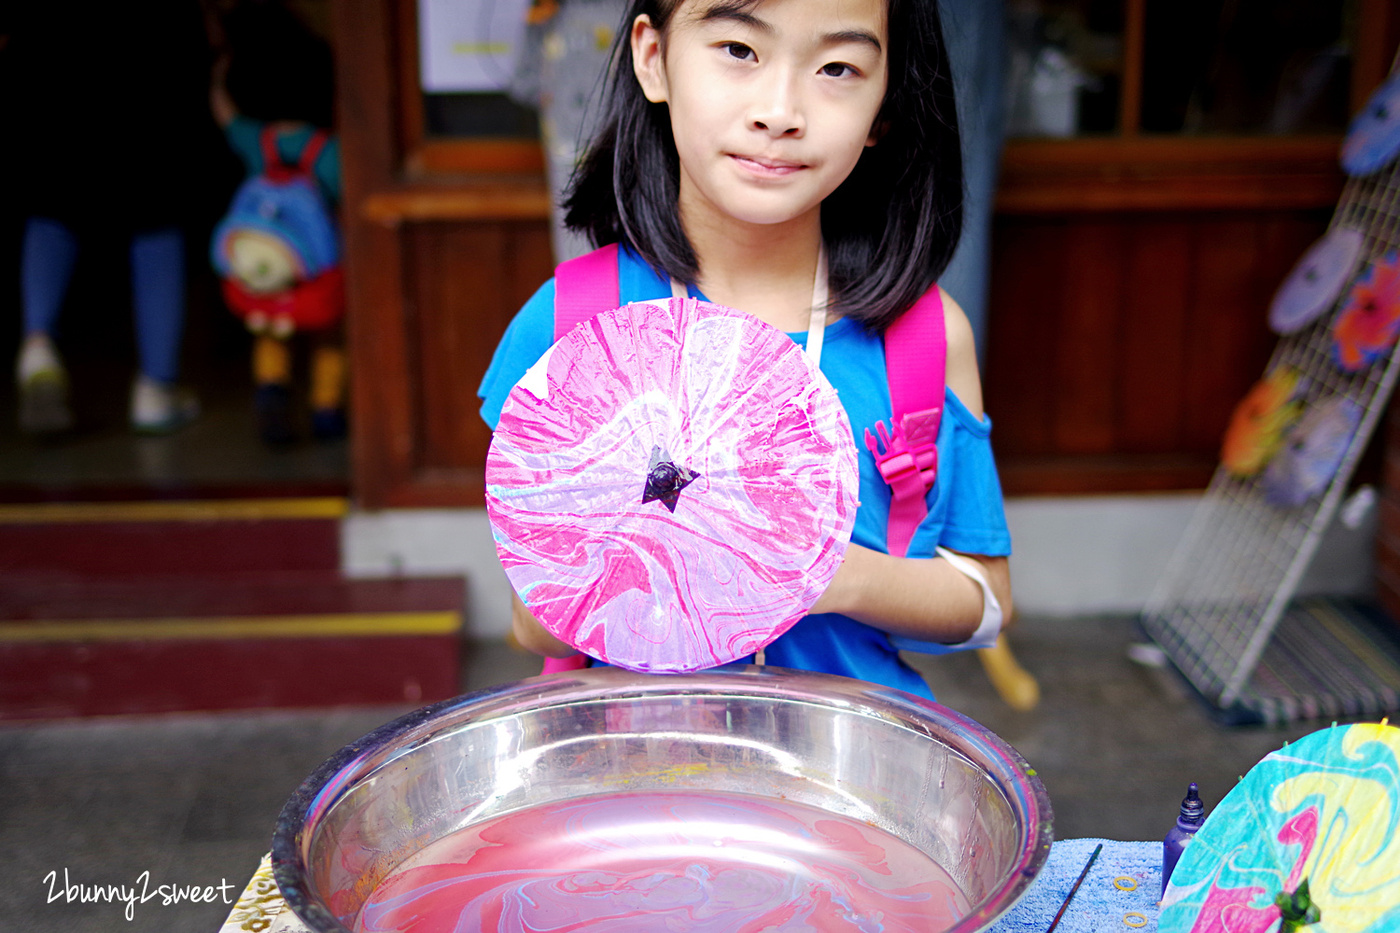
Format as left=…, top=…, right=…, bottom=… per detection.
left=1160, top=722, right=1400, bottom=933
left=486, top=298, right=858, bottom=673
left=355, top=791, right=970, bottom=933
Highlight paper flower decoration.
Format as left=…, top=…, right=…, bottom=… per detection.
left=1341, top=70, right=1400, bottom=177
left=1269, top=228, right=1365, bottom=335
left=1160, top=721, right=1400, bottom=933
left=1332, top=252, right=1400, bottom=373
left=486, top=297, right=858, bottom=674
left=1262, top=396, right=1363, bottom=509
left=1221, top=367, right=1305, bottom=479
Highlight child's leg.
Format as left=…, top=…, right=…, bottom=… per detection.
left=129, top=226, right=186, bottom=385
left=129, top=227, right=198, bottom=433
left=977, top=633, right=1041, bottom=712
left=21, top=217, right=79, bottom=339
left=253, top=333, right=293, bottom=386
left=309, top=338, right=347, bottom=439
left=253, top=334, right=295, bottom=444
left=16, top=216, right=78, bottom=433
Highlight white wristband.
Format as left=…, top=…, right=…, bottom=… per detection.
left=932, top=547, right=1003, bottom=650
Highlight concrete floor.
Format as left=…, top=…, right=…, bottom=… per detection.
left=1, top=614, right=1335, bottom=933
left=0, top=347, right=348, bottom=496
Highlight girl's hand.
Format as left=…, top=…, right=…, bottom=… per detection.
left=810, top=544, right=1013, bottom=644
left=510, top=592, right=576, bottom=658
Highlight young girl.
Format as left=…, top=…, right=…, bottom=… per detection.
left=210, top=3, right=348, bottom=445
left=479, top=0, right=1012, bottom=700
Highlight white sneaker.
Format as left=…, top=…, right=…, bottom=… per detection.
left=130, top=375, right=199, bottom=435
left=16, top=333, right=72, bottom=435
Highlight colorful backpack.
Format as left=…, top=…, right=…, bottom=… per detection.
left=211, top=127, right=344, bottom=334
left=540, top=244, right=947, bottom=673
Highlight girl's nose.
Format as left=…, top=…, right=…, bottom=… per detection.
left=748, top=74, right=804, bottom=137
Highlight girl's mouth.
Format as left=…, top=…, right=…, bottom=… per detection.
left=730, top=154, right=806, bottom=177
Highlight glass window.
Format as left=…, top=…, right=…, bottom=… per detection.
left=1005, top=0, right=1126, bottom=137
left=417, top=0, right=540, bottom=139
left=1141, top=0, right=1355, bottom=135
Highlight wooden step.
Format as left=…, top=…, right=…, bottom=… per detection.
left=0, top=497, right=467, bottom=719
left=2, top=634, right=460, bottom=719
left=0, top=573, right=460, bottom=620
left=0, top=498, right=345, bottom=576
left=0, top=573, right=465, bottom=719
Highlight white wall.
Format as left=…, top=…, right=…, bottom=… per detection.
left=343, top=509, right=516, bottom=637
left=343, top=492, right=1379, bottom=638
left=1002, top=491, right=1377, bottom=616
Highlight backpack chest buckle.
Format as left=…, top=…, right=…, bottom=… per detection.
left=865, top=407, right=941, bottom=501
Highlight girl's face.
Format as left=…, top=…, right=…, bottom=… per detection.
left=632, top=0, right=888, bottom=234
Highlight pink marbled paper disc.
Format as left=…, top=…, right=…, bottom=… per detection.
left=485, top=297, right=858, bottom=674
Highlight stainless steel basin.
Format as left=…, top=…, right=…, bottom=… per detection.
left=273, top=665, right=1053, bottom=932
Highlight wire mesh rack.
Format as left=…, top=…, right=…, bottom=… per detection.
left=1142, top=150, right=1400, bottom=710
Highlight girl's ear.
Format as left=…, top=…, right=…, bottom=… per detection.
left=631, top=14, right=668, bottom=104
left=866, top=119, right=889, bottom=147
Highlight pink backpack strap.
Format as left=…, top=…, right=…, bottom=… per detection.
left=541, top=654, right=591, bottom=674
left=865, top=285, right=946, bottom=559
left=540, top=244, right=621, bottom=674
left=553, top=244, right=620, bottom=341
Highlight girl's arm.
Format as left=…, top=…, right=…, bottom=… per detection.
left=810, top=545, right=1011, bottom=643
left=210, top=54, right=237, bottom=129
left=809, top=289, right=1012, bottom=644
left=511, top=591, right=577, bottom=658
left=511, top=550, right=1009, bottom=656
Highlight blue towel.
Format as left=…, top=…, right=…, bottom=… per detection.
left=988, top=838, right=1162, bottom=933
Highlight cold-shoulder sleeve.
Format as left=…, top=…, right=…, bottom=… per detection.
left=906, top=389, right=1012, bottom=560
left=477, top=279, right=557, bottom=430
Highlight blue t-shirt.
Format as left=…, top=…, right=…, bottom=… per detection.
left=224, top=114, right=342, bottom=202
left=479, top=246, right=1011, bottom=700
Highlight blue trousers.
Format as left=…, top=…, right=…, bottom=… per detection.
left=21, top=216, right=186, bottom=384
left=937, top=0, right=1006, bottom=363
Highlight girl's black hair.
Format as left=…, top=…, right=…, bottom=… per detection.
left=563, top=0, right=963, bottom=333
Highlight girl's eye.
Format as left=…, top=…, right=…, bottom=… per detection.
left=722, top=42, right=755, bottom=61
left=820, top=62, right=856, bottom=78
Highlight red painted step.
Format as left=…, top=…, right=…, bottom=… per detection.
left=0, top=573, right=462, bottom=620
left=0, top=574, right=465, bottom=719
left=0, top=499, right=344, bottom=575
left=0, top=499, right=465, bottom=719
left=2, top=635, right=458, bottom=719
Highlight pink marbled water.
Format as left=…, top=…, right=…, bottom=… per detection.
left=485, top=298, right=859, bottom=674
left=354, top=790, right=970, bottom=933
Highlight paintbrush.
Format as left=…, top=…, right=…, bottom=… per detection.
left=1045, top=843, right=1102, bottom=933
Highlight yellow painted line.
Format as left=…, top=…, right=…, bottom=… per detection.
left=0, top=611, right=460, bottom=643
left=0, top=497, right=349, bottom=525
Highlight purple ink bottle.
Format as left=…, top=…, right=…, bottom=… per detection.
left=1162, top=782, right=1205, bottom=896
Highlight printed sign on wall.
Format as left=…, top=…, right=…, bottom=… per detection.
left=418, top=0, right=533, bottom=92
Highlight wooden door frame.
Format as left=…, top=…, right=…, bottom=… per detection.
left=334, top=0, right=551, bottom=508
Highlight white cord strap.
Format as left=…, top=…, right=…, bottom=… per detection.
left=934, top=547, right=1003, bottom=650
left=804, top=242, right=829, bottom=367
left=672, top=242, right=830, bottom=366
